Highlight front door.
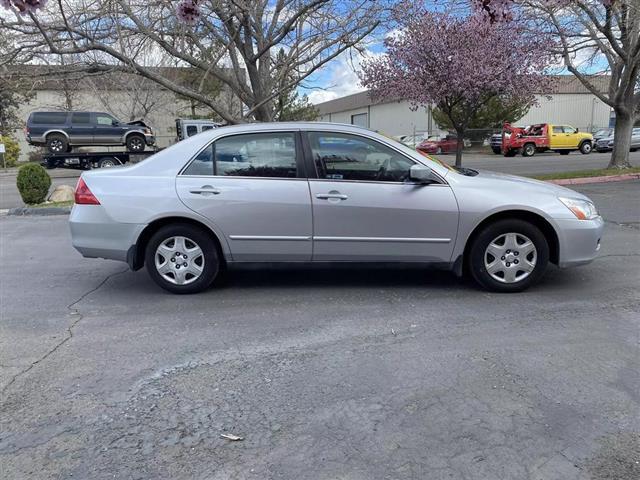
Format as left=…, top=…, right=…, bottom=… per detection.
left=93, top=113, right=122, bottom=144
left=561, top=125, right=579, bottom=148
left=305, top=131, right=459, bottom=262
left=176, top=131, right=313, bottom=261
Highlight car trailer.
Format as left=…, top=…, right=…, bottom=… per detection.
left=41, top=151, right=155, bottom=170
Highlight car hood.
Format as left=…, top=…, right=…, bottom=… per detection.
left=472, top=169, right=590, bottom=200
left=125, top=119, right=150, bottom=128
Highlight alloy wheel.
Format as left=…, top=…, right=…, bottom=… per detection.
left=50, top=140, right=63, bottom=152
left=484, top=232, right=537, bottom=284
left=155, top=236, right=205, bottom=285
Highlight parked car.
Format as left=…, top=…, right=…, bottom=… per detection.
left=489, top=133, right=503, bottom=154
left=416, top=134, right=459, bottom=154
left=26, top=111, right=155, bottom=154
left=502, top=123, right=593, bottom=157
left=595, top=128, right=640, bottom=152
left=395, top=134, right=425, bottom=149
left=592, top=128, right=614, bottom=142
left=70, top=122, right=603, bottom=294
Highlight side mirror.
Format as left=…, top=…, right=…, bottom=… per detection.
left=112, top=120, right=119, bottom=126
left=410, top=164, right=436, bottom=184
left=575, top=128, right=579, bottom=132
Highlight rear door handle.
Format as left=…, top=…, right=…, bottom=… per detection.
left=316, top=193, right=348, bottom=200
left=190, top=185, right=220, bottom=195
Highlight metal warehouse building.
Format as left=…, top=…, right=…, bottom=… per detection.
left=315, top=75, right=613, bottom=139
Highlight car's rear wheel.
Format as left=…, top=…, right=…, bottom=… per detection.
left=579, top=141, right=592, bottom=154
left=522, top=143, right=536, bottom=157
left=46, top=134, right=68, bottom=154
left=126, top=134, right=146, bottom=153
left=469, top=219, right=549, bottom=293
left=145, top=224, right=219, bottom=294
left=98, top=156, right=121, bottom=168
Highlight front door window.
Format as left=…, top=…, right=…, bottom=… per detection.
left=308, top=132, right=414, bottom=183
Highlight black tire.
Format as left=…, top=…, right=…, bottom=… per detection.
left=579, top=141, right=592, bottom=154
left=468, top=219, right=549, bottom=293
left=559, top=150, right=570, bottom=155
left=492, top=147, right=501, bottom=154
left=145, top=223, right=219, bottom=294
left=98, top=157, right=120, bottom=168
left=504, top=149, right=517, bottom=157
left=522, top=143, right=536, bottom=157
left=46, top=133, right=68, bottom=154
left=126, top=134, right=146, bottom=153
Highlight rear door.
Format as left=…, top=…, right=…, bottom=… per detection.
left=304, top=131, right=459, bottom=262
left=176, top=131, right=312, bottom=261
left=68, top=112, right=94, bottom=145
left=549, top=125, right=566, bottom=148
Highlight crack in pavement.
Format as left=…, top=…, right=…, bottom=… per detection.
left=1, top=268, right=129, bottom=394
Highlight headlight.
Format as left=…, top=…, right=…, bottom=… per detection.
left=559, top=197, right=599, bottom=220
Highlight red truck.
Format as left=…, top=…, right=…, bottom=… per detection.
left=501, top=123, right=594, bottom=157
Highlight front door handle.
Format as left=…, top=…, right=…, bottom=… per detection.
left=316, top=192, right=348, bottom=200
left=190, top=185, right=220, bottom=195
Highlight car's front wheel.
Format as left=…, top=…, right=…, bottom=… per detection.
left=469, top=219, right=549, bottom=293
left=126, top=134, right=146, bottom=153
left=579, top=141, right=592, bottom=154
left=145, top=224, right=220, bottom=294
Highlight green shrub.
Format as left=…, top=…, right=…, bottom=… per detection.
left=16, top=163, right=51, bottom=205
left=0, top=135, right=20, bottom=168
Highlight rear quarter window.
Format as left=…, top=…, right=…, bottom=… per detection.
left=30, top=112, right=69, bottom=124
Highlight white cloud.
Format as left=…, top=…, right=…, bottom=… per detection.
left=304, top=47, right=384, bottom=104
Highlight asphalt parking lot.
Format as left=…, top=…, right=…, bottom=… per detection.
left=1, top=181, right=639, bottom=480
left=1, top=149, right=639, bottom=209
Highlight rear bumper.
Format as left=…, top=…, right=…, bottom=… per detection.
left=69, top=205, right=145, bottom=263
left=556, top=216, right=604, bottom=268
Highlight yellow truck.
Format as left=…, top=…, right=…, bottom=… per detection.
left=502, top=123, right=594, bottom=157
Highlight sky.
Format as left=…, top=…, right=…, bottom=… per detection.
left=299, top=32, right=389, bottom=105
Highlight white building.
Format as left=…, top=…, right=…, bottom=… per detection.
left=315, top=75, right=613, bottom=139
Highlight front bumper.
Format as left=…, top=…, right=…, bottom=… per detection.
left=556, top=216, right=604, bottom=268
left=144, top=134, right=156, bottom=146
left=69, top=204, right=145, bottom=263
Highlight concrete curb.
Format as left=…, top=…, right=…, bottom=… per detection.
left=6, top=206, right=71, bottom=216
left=547, top=173, right=640, bottom=185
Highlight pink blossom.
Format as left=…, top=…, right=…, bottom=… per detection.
left=176, top=0, right=201, bottom=25
left=360, top=11, right=552, bottom=114
left=0, top=0, right=47, bottom=14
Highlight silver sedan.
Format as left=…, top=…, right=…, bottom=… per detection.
left=69, top=122, right=604, bottom=294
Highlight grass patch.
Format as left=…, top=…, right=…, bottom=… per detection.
left=530, top=167, right=640, bottom=181
left=27, top=200, right=74, bottom=208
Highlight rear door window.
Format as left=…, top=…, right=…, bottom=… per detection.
left=31, top=112, right=68, bottom=124
left=71, top=112, right=91, bottom=125
left=214, top=132, right=298, bottom=178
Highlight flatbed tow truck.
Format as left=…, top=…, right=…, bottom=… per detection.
left=41, top=150, right=155, bottom=170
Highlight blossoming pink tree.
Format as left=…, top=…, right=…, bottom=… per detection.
left=360, top=10, right=550, bottom=166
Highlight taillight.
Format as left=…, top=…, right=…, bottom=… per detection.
left=74, top=178, right=100, bottom=205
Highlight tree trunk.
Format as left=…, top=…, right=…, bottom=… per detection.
left=455, top=131, right=464, bottom=167
left=608, top=109, right=633, bottom=169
